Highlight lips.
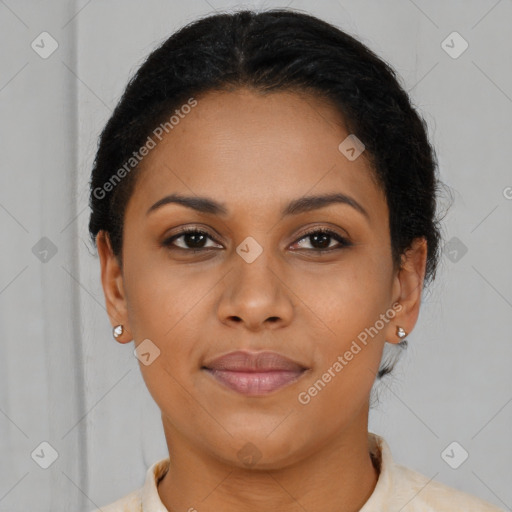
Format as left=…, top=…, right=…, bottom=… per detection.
left=202, top=350, right=308, bottom=395
left=203, top=350, right=306, bottom=372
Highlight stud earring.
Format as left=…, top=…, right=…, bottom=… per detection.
left=113, top=325, right=124, bottom=339
left=396, top=326, right=407, bottom=339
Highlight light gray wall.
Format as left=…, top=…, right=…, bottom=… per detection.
left=0, top=1, right=511, bottom=511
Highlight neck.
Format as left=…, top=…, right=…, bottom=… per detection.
left=157, top=412, right=379, bottom=512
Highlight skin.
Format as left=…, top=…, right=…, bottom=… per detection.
left=97, top=88, right=427, bottom=512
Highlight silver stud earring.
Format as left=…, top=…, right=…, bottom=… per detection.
left=396, top=326, right=407, bottom=339
left=113, top=325, right=124, bottom=339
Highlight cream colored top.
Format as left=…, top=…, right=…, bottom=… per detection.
left=93, top=432, right=504, bottom=511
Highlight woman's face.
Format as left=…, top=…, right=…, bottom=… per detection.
left=98, top=88, right=426, bottom=468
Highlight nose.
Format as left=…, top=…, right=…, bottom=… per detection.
left=216, top=250, right=294, bottom=332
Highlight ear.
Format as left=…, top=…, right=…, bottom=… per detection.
left=386, top=237, right=428, bottom=344
left=96, top=231, right=132, bottom=344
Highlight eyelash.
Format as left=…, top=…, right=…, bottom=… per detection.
left=162, top=227, right=352, bottom=254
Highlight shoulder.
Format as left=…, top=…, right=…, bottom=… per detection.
left=365, top=433, right=505, bottom=512
left=88, top=487, right=142, bottom=512
left=87, top=456, right=170, bottom=512
left=392, top=463, right=504, bottom=511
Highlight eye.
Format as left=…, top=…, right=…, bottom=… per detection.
left=162, top=228, right=223, bottom=252
left=291, top=228, right=352, bottom=252
left=162, top=227, right=352, bottom=254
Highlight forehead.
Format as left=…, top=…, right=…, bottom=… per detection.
left=126, top=88, right=387, bottom=222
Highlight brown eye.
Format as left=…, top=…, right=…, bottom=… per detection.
left=162, top=229, right=222, bottom=251
left=292, top=229, right=352, bottom=252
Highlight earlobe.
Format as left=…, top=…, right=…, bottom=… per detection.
left=386, top=237, right=428, bottom=344
left=96, top=231, right=132, bottom=343
left=112, top=324, right=133, bottom=344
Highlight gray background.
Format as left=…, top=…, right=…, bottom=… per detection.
left=1, top=0, right=511, bottom=510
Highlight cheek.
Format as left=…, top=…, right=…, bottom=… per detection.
left=123, top=255, right=216, bottom=383
left=302, top=248, right=392, bottom=336
left=124, top=245, right=205, bottom=335
left=293, top=270, right=387, bottom=421
left=123, top=262, right=209, bottom=424
left=293, top=250, right=391, bottom=392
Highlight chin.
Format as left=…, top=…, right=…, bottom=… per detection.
left=204, top=424, right=310, bottom=470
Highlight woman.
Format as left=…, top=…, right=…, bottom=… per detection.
left=88, top=9, right=503, bottom=512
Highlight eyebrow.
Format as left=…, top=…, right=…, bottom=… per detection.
left=146, top=192, right=369, bottom=220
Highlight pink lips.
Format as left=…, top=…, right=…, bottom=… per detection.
left=202, top=350, right=308, bottom=396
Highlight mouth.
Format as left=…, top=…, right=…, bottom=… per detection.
left=201, top=350, right=309, bottom=396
